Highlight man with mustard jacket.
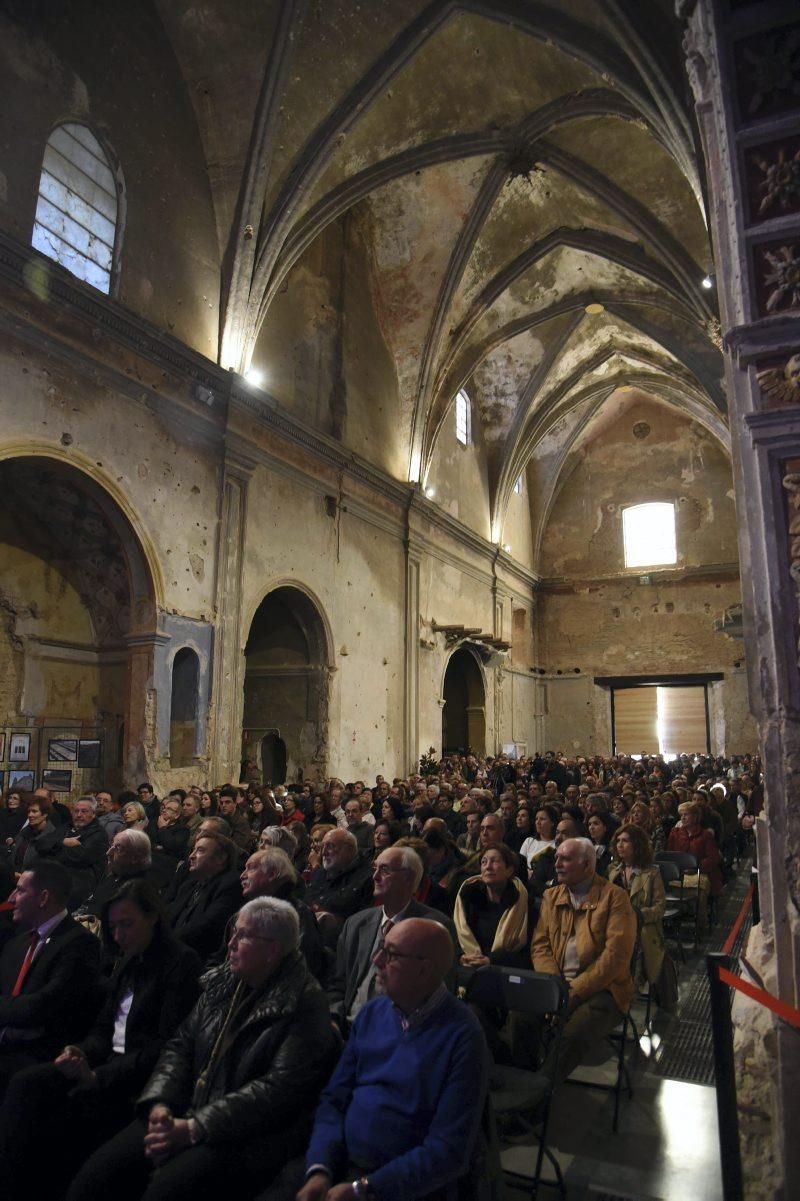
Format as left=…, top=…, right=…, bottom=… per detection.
left=528, top=837, right=636, bottom=1083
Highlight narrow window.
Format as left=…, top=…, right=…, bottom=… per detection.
left=622, top=502, right=677, bottom=568
left=455, top=390, right=471, bottom=446
left=32, top=123, right=119, bottom=293
left=170, top=648, right=200, bottom=767
left=513, top=474, right=523, bottom=495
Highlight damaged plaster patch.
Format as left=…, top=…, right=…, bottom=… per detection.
left=188, top=553, right=205, bottom=582
left=470, top=329, right=545, bottom=444
left=364, top=157, right=490, bottom=412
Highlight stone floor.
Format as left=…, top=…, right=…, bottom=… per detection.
left=498, top=860, right=755, bottom=1200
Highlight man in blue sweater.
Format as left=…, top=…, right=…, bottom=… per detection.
left=297, top=918, right=489, bottom=1201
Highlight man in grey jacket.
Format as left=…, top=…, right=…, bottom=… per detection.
left=327, top=845, right=459, bottom=1032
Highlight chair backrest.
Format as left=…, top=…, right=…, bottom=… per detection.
left=657, top=860, right=681, bottom=887
left=656, top=850, right=699, bottom=874
left=465, top=966, right=567, bottom=1017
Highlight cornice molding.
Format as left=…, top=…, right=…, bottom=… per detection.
left=0, top=230, right=227, bottom=397
left=539, top=561, right=741, bottom=590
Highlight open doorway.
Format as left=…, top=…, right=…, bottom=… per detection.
left=242, top=586, right=329, bottom=783
left=442, top=645, right=486, bottom=754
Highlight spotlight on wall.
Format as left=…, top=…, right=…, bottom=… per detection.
left=584, top=302, right=605, bottom=315
left=425, top=486, right=435, bottom=499
left=244, top=367, right=264, bottom=387
left=503, top=543, right=511, bottom=553
left=701, top=275, right=714, bottom=290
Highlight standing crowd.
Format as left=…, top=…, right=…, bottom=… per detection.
left=0, top=749, right=761, bottom=1200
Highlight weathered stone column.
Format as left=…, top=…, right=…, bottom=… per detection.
left=123, top=630, right=169, bottom=784
left=404, top=535, right=422, bottom=773
left=679, top=3, right=800, bottom=1196
left=210, top=447, right=256, bottom=785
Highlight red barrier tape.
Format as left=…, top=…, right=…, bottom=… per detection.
left=718, top=966, right=800, bottom=1030
left=721, top=883, right=755, bottom=957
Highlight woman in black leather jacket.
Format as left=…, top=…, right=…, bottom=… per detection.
left=0, top=879, right=201, bottom=1199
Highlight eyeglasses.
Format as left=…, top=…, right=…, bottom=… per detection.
left=372, top=864, right=409, bottom=878
left=375, top=946, right=429, bottom=964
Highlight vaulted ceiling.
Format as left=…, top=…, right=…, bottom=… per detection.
left=152, top=0, right=724, bottom=541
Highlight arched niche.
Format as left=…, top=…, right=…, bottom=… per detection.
left=169, top=647, right=200, bottom=767
left=242, top=586, right=330, bottom=784
left=0, top=454, right=158, bottom=787
left=442, top=644, right=486, bottom=755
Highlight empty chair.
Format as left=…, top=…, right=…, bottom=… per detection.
left=465, top=966, right=568, bottom=1199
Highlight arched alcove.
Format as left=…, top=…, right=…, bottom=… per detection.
left=260, top=732, right=287, bottom=787
left=242, top=586, right=330, bottom=783
left=170, top=647, right=199, bottom=767
left=0, top=454, right=157, bottom=787
left=442, top=645, right=486, bottom=755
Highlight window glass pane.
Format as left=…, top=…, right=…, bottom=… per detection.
left=32, top=123, right=118, bottom=295
left=622, top=502, right=676, bottom=568
left=455, top=390, right=469, bottom=445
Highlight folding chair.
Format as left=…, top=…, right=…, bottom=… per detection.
left=465, top=966, right=568, bottom=1199
left=656, top=851, right=701, bottom=947
left=565, top=943, right=639, bottom=1133
left=656, top=860, right=686, bottom=963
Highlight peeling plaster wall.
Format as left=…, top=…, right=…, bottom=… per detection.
left=426, top=399, right=492, bottom=539
left=0, top=4, right=220, bottom=357
left=253, top=214, right=405, bottom=476
left=538, top=400, right=756, bottom=753
left=501, top=476, right=535, bottom=571
left=0, top=330, right=220, bottom=620
left=240, top=463, right=408, bottom=782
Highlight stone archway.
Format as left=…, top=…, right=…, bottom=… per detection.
left=0, top=454, right=158, bottom=789
left=242, top=586, right=330, bottom=783
left=442, top=644, right=486, bottom=755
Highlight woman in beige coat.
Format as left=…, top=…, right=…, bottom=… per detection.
left=608, top=822, right=666, bottom=988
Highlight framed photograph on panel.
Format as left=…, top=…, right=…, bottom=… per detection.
left=48, top=738, right=78, bottom=763
left=9, top=768, right=35, bottom=791
left=9, top=733, right=31, bottom=763
left=42, top=768, right=72, bottom=792
left=0, top=733, right=5, bottom=761
left=78, top=739, right=101, bottom=769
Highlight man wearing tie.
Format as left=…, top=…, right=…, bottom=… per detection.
left=0, top=860, right=101, bottom=1098
left=327, top=846, right=458, bottom=1033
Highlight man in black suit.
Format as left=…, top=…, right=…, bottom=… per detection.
left=167, top=832, right=242, bottom=961
left=0, top=860, right=101, bottom=1098
left=327, top=845, right=459, bottom=1032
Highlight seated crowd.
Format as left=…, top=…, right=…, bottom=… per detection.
left=0, top=749, right=761, bottom=1199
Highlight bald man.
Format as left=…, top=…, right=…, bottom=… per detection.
left=275, top=919, right=488, bottom=1201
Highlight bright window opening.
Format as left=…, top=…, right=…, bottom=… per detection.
left=513, top=475, right=523, bottom=495
left=32, top=123, right=119, bottom=294
left=455, top=390, right=471, bottom=446
left=622, top=502, right=676, bottom=568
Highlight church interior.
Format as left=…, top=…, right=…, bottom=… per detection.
left=0, top=0, right=798, bottom=1198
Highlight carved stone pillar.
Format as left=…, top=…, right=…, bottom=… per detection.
left=404, top=539, right=421, bottom=773
left=210, top=449, right=255, bottom=785
left=680, top=3, right=800, bottom=1196
left=123, top=630, right=170, bottom=783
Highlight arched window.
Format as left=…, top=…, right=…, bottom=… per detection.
left=622, top=502, right=677, bottom=568
left=170, top=647, right=200, bottom=767
left=32, top=123, right=120, bottom=294
left=513, top=474, right=524, bottom=495
left=455, top=389, right=471, bottom=446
